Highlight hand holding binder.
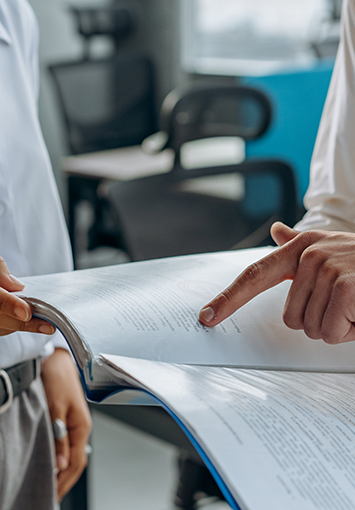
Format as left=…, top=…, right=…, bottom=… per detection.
left=0, top=258, right=54, bottom=336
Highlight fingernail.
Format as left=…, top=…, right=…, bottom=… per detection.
left=200, top=306, right=215, bottom=323
left=14, top=306, right=30, bottom=321
left=9, top=274, right=25, bottom=287
left=39, top=324, right=55, bottom=335
left=56, top=454, right=69, bottom=471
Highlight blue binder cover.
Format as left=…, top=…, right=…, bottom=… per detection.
left=101, top=387, right=241, bottom=510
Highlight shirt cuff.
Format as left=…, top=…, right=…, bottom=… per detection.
left=40, top=330, right=70, bottom=361
left=51, top=329, right=70, bottom=351
left=295, top=210, right=355, bottom=233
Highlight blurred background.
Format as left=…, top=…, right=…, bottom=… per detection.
left=27, top=0, right=342, bottom=508
left=30, top=0, right=341, bottom=208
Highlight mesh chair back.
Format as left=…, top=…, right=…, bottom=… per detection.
left=160, top=85, right=272, bottom=156
left=49, top=54, right=157, bottom=154
left=70, top=4, right=137, bottom=42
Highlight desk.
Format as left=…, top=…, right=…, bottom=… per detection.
left=61, top=146, right=174, bottom=264
left=61, top=140, right=245, bottom=264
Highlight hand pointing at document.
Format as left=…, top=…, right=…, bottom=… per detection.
left=199, top=222, right=355, bottom=344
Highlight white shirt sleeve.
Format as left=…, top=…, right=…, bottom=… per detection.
left=0, top=0, right=73, bottom=368
left=296, top=0, right=355, bottom=233
left=51, top=331, right=71, bottom=351
left=41, top=331, right=70, bottom=359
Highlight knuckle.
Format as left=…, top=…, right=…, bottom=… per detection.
left=321, top=330, right=340, bottom=345
left=282, top=308, right=302, bottom=330
left=319, top=259, right=340, bottom=280
left=299, top=245, right=324, bottom=267
left=17, top=320, right=28, bottom=332
left=214, top=287, right=236, bottom=315
left=220, top=287, right=234, bottom=306
left=282, top=309, right=292, bottom=328
left=0, top=293, right=10, bottom=313
left=297, top=230, right=321, bottom=247
left=320, top=318, right=342, bottom=344
left=241, top=260, right=266, bottom=285
left=282, top=305, right=303, bottom=329
left=333, top=277, right=353, bottom=298
left=303, top=322, right=321, bottom=340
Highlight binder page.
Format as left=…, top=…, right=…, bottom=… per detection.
left=102, top=354, right=355, bottom=510
left=19, top=248, right=355, bottom=371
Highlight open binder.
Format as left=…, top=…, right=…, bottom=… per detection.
left=18, top=247, right=355, bottom=510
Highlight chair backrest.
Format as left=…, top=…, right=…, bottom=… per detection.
left=70, top=4, right=137, bottom=40
left=99, top=83, right=297, bottom=261
left=69, top=3, right=139, bottom=57
left=164, top=84, right=297, bottom=227
left=49, top=53, right=158, bottom=155
left=154, top=84, right=272, bottom=165
left=141, top=83, right=297, bottom=231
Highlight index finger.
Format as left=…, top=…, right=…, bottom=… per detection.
left=199, top=240, right=306, bottom=327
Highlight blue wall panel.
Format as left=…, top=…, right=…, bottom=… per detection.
left=245, top=63, right=334, bottom=204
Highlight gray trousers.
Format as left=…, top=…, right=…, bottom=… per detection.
left=0, top=377, right=56, bottom=510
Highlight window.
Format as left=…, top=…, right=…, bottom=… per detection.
left=181, top=0, right=340, bottom=76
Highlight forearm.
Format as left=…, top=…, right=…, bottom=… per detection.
left=41, top=348, right=91, bottom=502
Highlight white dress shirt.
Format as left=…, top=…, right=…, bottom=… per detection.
left=297, top=0, right=355, bottom=233
left=0, top=0, right=73, bottom=368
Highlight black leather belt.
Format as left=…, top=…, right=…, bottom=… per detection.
left=0, top=359, right=40, bottom=414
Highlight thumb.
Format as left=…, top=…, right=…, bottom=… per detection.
left=271, top=222, right=299, bottom=247
left=0, top=258, right=24, bottom=292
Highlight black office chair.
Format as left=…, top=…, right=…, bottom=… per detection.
left=49, top=0, right=157, bottom=155
left=48, top=53, right=157, bottom=155
left=99, top=83, right=297, bottom=262
left=49, top=49, right=158, bottom=256
left=48, top=0, right=159, bottom=258
left=70, top=3, right=140, bottom=58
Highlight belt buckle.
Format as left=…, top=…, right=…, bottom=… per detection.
left=0, top=370, right=13, bottom=414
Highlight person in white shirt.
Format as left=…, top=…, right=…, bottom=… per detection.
left=200, top=0, right=355, bottom=345
left=0, top=0, right=91, bottom=508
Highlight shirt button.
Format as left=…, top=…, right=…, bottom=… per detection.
left=0, top=203, right=5, bottom=216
